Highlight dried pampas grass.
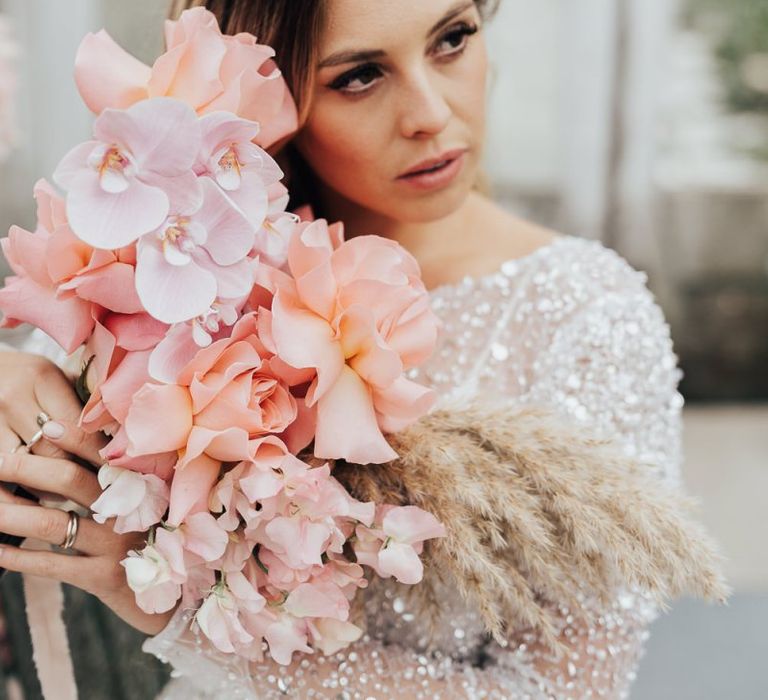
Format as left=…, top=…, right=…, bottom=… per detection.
left=328, top=403, right=731, bottom=654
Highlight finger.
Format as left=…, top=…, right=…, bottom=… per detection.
left=33, top=362, right=109, bottom=466
left=0, top=452, right=103, bottom=509
left=0, top=419, right=31, bottom=503
left=2, top=389, right=71, bottom=462
left=0, top=542, right=95, bottom=589
left=39, top=418, right=108, bottom=471
left=0, top=483, right=35, bottom=506
left=0, top=503, right=113, bottom=555
left=0, top=422, right=22, bottom=453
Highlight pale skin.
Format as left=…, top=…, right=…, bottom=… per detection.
left=0, top=0, right=558, bottom=638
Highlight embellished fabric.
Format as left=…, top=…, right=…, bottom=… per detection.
left=141, top=234, right=686, bottom=699
left=7, top=233, right=687, bottom=698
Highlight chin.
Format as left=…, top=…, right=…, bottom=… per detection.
left=396, top=186, right=472, bottom=224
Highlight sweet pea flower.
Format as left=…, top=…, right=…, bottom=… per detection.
left=74, top=7, right=298, bottom=149
left=195, top=571, right=266, bottom=655
left=135, top=176, right=256, bottom=324
left=353, top=505, right=447, bottom=585
left=195, top=112, right=284, bottom=229
left=90, top=464, right=169, bottom=533
left=309, top=617, right=364, bottom=656
left=53, top=97, right=202, bottom=249
left=283, top=579, right=350, bottom=621
left=211, top=436, right=290, bottom=531
left=121, top=526, right=186, bottom=614
left=268, top=220, right=439, bottom=464
left=251, top=609, right=313, bottom=665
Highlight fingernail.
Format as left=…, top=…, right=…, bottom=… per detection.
left=42, top=421, right=65, bottom=439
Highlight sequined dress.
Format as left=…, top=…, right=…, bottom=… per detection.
left=137, top=233, right=685, bottom=699
left=11, top=233, right=687, bottom=699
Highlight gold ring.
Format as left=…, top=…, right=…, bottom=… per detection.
left=61, top=510, right=80, bottom=550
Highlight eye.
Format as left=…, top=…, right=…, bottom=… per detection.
left=325, top=21, right=480, bottom=97
left=434, top=21, right=479, bottom=58
left=328, top=63, right=384, bottom=95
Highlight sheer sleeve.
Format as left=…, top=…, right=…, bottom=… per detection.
left=478, top=261, right=686, bottom=698
left=524, top=265, right=685, bottom=487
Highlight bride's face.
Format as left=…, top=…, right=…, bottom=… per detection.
left=294, top=0, right=489, bottom=224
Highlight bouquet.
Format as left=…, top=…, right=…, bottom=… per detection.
left=0, top=8, right=732, bottom=677
left=0, top=7, right=446, bottom=664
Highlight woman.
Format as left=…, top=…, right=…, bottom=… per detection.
left=0, top=0, right=691, bottom=697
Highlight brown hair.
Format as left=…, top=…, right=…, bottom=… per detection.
left=168, top=0, right=498, bottom=214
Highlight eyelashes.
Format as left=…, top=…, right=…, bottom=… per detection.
left=327, top=21, right=480, bottom=95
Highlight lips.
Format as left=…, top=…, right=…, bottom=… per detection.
left=398, top=148, right=468, bottom=178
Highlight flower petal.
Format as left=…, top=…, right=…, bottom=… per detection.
left=94, top=97, right=201, bottom=176
left=66, top=171, right=169, bottom=249
left=135, top=237, right=217, bottom=324
left=75, top=30, right=151, bottom=113
left=125, top=383, right=193, bottom=456
left=313, top=365, right=397, bottom=464
left=377, top=541, right=423, bottom=584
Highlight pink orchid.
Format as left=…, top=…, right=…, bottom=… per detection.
left=195, top=112, right=284, bottom=229
left=252, top=211, right=299, bottom=271
left=135, top=176, right=256, bottom=324
left=74, top=7, right=298, bottom=149
left=121, top=526, right=187, bottom=614
left=90, top=464, right=169, bottom=533
left=54, top=97, right=202, bottom=249
left=268, top=220, right=439, bottom=464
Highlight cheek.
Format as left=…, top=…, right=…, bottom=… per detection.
left=295, top=106, right=387, bottom=200
left=452, top=42, right=489, bottom=143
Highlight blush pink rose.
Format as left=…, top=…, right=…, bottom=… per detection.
left=74, top=7, right=297, bottom=150
left=124, top=313, right=301, bottom=525
left=0, top=180, right=144, bottom=353
left=267, top=220, right=440, bottom=464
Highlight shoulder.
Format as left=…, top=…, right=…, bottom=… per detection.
left=515, top=234, right=680, bottom=387
left=516, top=233, right=661, bottom=326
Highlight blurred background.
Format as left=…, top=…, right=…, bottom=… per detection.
left=0, top=0, right=765, bottom=698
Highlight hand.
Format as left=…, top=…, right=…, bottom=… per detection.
left=0, top=350, right=107, bottom=492
left=0, top=449, right=178, bottom=635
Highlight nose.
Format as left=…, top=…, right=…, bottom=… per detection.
left=397, top=68, right=452, bottom=139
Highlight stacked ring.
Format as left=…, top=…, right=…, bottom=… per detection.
left=60, top=510, right=80, bottom=550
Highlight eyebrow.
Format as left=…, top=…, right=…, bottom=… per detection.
left=317, top=0, right=476, bottom=69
